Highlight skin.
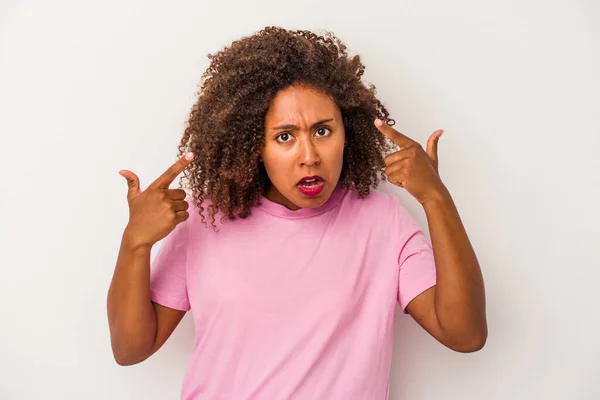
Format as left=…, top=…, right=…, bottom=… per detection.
left=108, top=155, right=194, bottom=365
left=260, top=83, right=346, bottom=210
left=376, top=119, right=488, bottom=352
left=107, top=84, right=486, bottom=366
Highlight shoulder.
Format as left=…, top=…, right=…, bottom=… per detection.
left=183, top=193, right=227, bottom=232
left=185, top=192, right=261, bottom=235
left=334, top=188, right=400, bottom=236
left=343, top=187, right=421, bottom=235
left=343, top=187, right=401, bottom=217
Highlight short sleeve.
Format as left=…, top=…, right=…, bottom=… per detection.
left=149, top=217, right=191, bottom=311
left=394, top=197, right=437, bottom=314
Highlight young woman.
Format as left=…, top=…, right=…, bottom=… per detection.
left=107, top=26, right=487, bottom=399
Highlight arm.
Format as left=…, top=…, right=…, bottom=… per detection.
left=107, top=153, right=194, bottom=365
left=406, top=189, right=487, bottom=352
left=107, top=231, right=185, bottom=366
left=375, top=119, right=487, bottom=352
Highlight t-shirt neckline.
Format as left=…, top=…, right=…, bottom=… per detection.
left=257, top=183, right=348, bottom=219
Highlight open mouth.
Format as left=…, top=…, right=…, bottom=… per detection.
left=296, top=177, right=325, bottom=197
left=299, top=178, right=322, bottom=187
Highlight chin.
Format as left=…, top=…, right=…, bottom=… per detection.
left=295, top=197, right=327, bottom=208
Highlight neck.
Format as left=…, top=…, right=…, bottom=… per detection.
left=264, top=184, right=301, bottom=211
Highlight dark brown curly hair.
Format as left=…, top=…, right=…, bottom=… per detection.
left=177, top=26, right=396, bottom=229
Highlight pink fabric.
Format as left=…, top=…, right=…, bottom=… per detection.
left=150, top=184, right=436, bottom=399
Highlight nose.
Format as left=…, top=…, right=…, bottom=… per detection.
left=298, top=138, right=320, bottom=167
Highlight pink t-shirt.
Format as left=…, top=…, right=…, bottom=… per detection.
left=149, top=184, right=437, bottom=400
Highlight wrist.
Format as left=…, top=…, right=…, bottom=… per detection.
left=421, top=185, right=453, bottom=210
left=122, top=226, right=153, bottom=253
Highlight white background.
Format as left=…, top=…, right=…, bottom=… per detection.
left=1, top=0, right=599, bottom=399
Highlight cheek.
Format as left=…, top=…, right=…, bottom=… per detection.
left=264, top=149, right=288, bottom=163
left=327, top=142, right=346, bottom=164
left=262, top=152, right=294, bottom=179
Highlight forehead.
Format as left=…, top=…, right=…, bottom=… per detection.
left=266, top=84, right=339, bottom=122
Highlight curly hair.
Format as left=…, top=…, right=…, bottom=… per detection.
left=177, top=26, right=396, bottom=230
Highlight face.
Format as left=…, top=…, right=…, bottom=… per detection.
left=260, top=84, right=346, bottom=210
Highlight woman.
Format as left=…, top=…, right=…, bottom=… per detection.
left=107, top=26, right=487, bottom=399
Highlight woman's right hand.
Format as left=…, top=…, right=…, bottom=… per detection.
left=118, top=152, right=195, bottom=250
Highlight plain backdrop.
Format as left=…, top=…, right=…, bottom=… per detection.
left=1, top=0, right=599, bottom=399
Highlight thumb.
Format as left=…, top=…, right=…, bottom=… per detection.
left=119, top=170, right=141, bottom=202
left=426, top=129, right=444, bottom=163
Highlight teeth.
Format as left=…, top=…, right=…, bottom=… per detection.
left=300, top=178, right=320, bottom=186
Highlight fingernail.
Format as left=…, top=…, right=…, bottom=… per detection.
left=375, top=119, right=383, bottom=127
left=185, top=152, right=194, bottom=160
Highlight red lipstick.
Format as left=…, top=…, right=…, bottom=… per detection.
left=296, top=176, right=325, bottom=197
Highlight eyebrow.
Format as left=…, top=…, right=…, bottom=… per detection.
left=271, top=118, right=335, bottom=131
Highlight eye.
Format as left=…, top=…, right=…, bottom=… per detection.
left=276, top=132, right=292, bottom=143
left=315, top=127, right=331, bottom=137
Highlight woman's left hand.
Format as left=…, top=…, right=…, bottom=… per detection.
left=375, top=119, right=448, bottom=205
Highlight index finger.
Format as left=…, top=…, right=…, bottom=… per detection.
left=375, top=119, right=418, bottom=149
left=148, top=152, right=194, bottom=189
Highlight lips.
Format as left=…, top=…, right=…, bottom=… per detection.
left=297, top=175, right=324, bottom=185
